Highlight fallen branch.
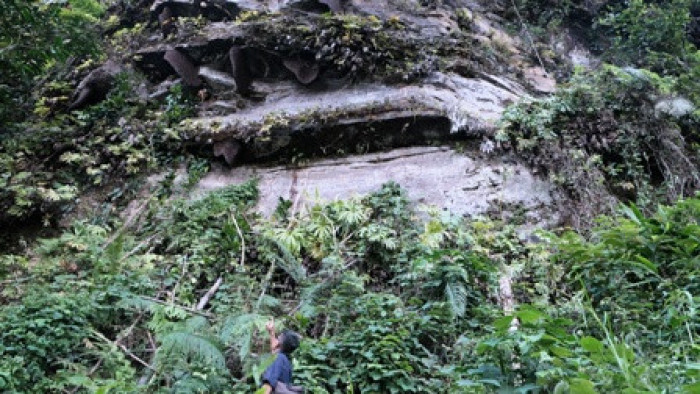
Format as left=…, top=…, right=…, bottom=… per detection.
left=510, top=0, right=547, bottom=73
left=67, top=314, right=147, bottom=393
left=138, top=330, right=158, bottom=387
left=118, top=234, right=159, bottom=264
left=170, top=257, right=189, bottom=304
left=255, top=259, right=276, bottom=311
left=0, top=276, right=32, bottom=286
left=93, top=331, right=155, bottom=371
left=230, top=212, right=246, bottom=268
left=102, top=195, right=155, bottom=250
left=499, top=265, right=522, bottom=381
left=139, top=295, right=213, bottom=317
left=196, top=277, right=223, bottom=311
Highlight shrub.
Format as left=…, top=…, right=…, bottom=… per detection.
left=0, top=288, right=95, bottom=391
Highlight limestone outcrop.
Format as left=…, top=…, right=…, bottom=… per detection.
left=116, top=0, right=561, bottom=222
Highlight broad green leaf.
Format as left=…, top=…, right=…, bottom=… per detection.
left=516, top=306, right=546, bottom=325
left=493, top=315, right=515, bottom=331
left=620, top=204, right=643, bottom=225
left=569, top=378, right=597, bottom=394
left=554, top=381, right=570, bottom=394
left=682, top=381, right=700, bottom=393
left=479, top=379, right=501, bottom=387
left=456, top=379, right=479, bottom=387
left=633, top=255, right=658, bottom=274
left=580, top=336, right=605, bottom=354
left=549, top=345, right=573, bottom=358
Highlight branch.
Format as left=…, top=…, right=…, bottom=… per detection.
left=139, top=295, right=213, bottom=317
left=196, top=277, right=223, bottom=311
left=170, top=257, right=189, bottom=304
left=68, top=314, right=145, bottom=394
left=510, top=0, right=547, bottom=73
left=255, top=259, right=276, bottom=311
left=230, top=212, right=246, bottom=268
left=93, top=331, right=155, bottom=371
left=0, top=276, right=32, bottom=286
left=138, top=330, right=158, bottom=387
left=102, top=195, right=155, bottom=250
left=119, top=234, right=158, bottom=264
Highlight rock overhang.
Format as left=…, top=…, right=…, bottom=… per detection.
left=179, top=73, right=524, bottom=161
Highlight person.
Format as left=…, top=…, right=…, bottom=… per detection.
left=261, top=318, right=302, bottom=394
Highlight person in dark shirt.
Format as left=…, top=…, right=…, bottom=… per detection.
left=261, top=318, right=301, bottom=394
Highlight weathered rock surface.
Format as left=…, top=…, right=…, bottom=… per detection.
left=129, top=0, right=538, bottom=161
left=185, top=72, right=524, bottom=161
left=119, top=0, right=567, bottom=227
left=195, top=146, right=558, bottom=229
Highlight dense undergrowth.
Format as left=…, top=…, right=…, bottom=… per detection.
left=1, top=181, right=698, bottom=392
left=497, top=64, right=699, bottom=227
left=1, top=0, right=700, bottom=392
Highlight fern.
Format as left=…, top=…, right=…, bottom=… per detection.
left=298, top=280, right=328, bottom=318
left=157, top=331, right=226, bottom=371
left=262, top=237, right=307, bottom=283
left=444, top=282, right=468, bottom=318
left=185, top=315, right=211, bottom=332
left=219, top=313, right=267, bottom=361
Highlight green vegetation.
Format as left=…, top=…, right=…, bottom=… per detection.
left=0, top=69, right=199, bottom=227
left=0, top=0, right=104, bottom=126
left=497, top=64, right=699, bottom=225
left=511, top=0, right=699, bottom=94
left=598, top=0, right=696, bottom=73
left=1, top=0, right=699, bottom=392
left=242, top=13, right=448, bottom=82
left=1, top=180, right=698, bottom=392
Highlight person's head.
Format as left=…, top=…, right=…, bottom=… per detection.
left=278, top=329, right=300, bottom=354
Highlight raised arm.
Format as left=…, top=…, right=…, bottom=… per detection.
left=266, top=318, right=280, bottom=352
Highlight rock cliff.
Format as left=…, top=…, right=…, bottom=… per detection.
left=92, top=0, right=568, bottom=227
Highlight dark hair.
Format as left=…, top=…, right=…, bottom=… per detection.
left=279, top=329, right=300, bottom=354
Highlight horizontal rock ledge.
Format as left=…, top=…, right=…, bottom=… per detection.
left=193, top=145, right=559, bottom=234
left=180, top=73, right=523, bottom=161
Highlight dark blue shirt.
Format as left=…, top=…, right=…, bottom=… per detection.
left=262, top=352, right=293, bottom=388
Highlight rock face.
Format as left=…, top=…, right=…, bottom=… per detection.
left=119, top=0, right=565, bottom=225
left=195, top=146, right=557, bottom=229
left=69, top=60, right=122, bottom=110
left=186, top=73, right=523, bottom=161
left=131, top=0, right=536, bottom=156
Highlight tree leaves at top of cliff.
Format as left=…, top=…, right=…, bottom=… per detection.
left=0, top=0, right=105, bottom=126
left=597, top=0, right=698, bottom=74
left=510, top=0, right=699, bottom=76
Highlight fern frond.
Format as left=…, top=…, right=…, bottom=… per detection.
left=218, top=313, right=267, bottom=361
left=219, top=313, right=263, bottom=343
left=259, top=236, right=307, bottom=282
left=257, top=294, right=282, bottom=311
left=298, top=280, right=331, bottom=318
left=444, top=282, right=467, bottom=318
left=185, top=315, right=211, bottom=332
left=157, top=331, right=226, bottom=371
left=271, top=240, right=307, bottom=282
left=117, top=295, right=155, bottom=312
left=103, top=233, right=125, bottom=266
